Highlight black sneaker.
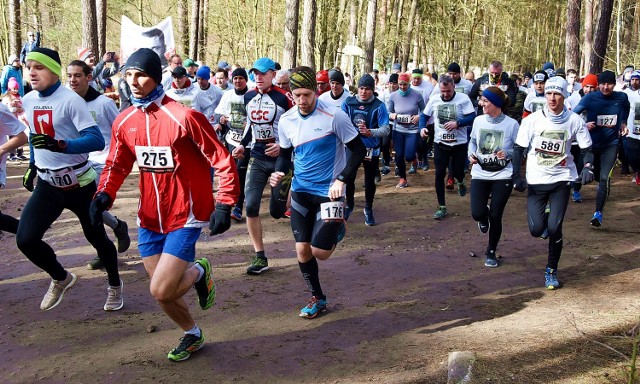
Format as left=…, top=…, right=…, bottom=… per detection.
left=87, top=256, right=104, bottom=270
left=484, top=251, right=498, bottom=268
left=246, top=256, right=269, bottom=275
left=478, top=220, right=489, bottom=234
left=113, top=219, right=131, bottom=253
left=167, top=333, right=205, bottom=361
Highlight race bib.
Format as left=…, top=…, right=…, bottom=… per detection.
left=364, top=147, right=380, bottom=161
left=135, top=146, right=175, bottom=173
left=254, top=124, right=275, bottom=141
left=534, top=136, right=565, bottom=155
left=225, top=129, right=244, bottom=145
left=476, top=153, right=508, bottom=172
left=396, top=114, right=411, bottom=124
left=633, top=125, right=640, bottom=135
left=441, top=132, right=456, bottom=142
left=596, top=114, right=617, bottom=128
left=320, top=201, right=344, bottom=221
left=40, top=167, right=79, bottom=189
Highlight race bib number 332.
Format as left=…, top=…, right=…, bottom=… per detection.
left=135, top=146, right=175, bottom=173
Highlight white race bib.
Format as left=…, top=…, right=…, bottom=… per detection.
left=225, top=129, right=244, bottom=145
left=396, top=114, right=411, bottom=124
left=596, top=114, right=617, bottom=127
left=320, top=201, right=344, bottom=221
left=633, top=125, right=640, bottom=135
left=534, top=136, right=565, bottom=155
left=254, top=125, right=275, bottom=141
left=135, top=146, right=175, bottom=173
left=441, top=132, right=456, bottom=142
left=40, top=167, right=79, bottom=189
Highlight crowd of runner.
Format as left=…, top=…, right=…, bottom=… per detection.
left=1, top=40, right=637, bottom=361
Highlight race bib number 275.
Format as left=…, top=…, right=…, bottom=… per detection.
left=135, top=146, right=175, bottom=173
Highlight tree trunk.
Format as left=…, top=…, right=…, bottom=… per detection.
left=400, top=0, right=417, bottom=70
left=565, top=0, right=581, bottom=70
left=177, top=0, right=188, bottom=55
left=81, top=0, right=98, bottom=54
left=282, top=0, right=299, bottom=69
left=582, top=0, right=594, bottom=74
left=589, top=0, right=614, bottom=73
left=8, top=0, right=19, bottom=56
left=189, top=0, right=200, bottom=60
left=198, top=0, right=206, bottom=60
left=96, top=0, right=107, bottom=56
left=363, top=0, right=377, bottom=73
left=301, top=0, right=316, bottom=69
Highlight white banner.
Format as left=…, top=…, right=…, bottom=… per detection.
left=120, top=16, right=175, bottom=67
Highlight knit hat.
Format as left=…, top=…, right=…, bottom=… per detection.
left=196, top=65, right=211, bottom=80
left=289, top=66, right=317, bottom=91
left=630, top=70, right=640, bottom=80
left=329, top=70, right=344, bottom=86
left=411, top=68, right=423, bottom=78
left=77, top=47, right=93, bottom=61
left=388, top=73, right=399, bottom=84
left=231, top=67, right=248, bottom=81
left=316, top=70, right=329, bottom=83
left=447, top=62, right=461, bottom=74
left=598, top=70, right=616, bottom=84
left=26, top=47, right=62, bottom=77
left=123, top=48, right=162, bottom=84
left=8, top=77, right=19, bottom=90
left=544, top=76, right=568, bottom=98
left=358, top=74, right=375, bottom=89
left=555, top=67, right=566, bottom=79
left=398, top=73, right=411, bottom=83
left=581, top=74, right=598, bottom=88
left=523, top=71, right=533, bottom=79
left=533, top=70, right=548, bottom=83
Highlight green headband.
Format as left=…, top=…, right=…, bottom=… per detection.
left=26, top=51, right=62, bottom=77
left=290, top=70, right=317, bottom=91
left=411, top=73, right=422, bottom=78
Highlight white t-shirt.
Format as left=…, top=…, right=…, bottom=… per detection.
left=516, top=109, right=592, bottom=184
left=166, top=83, right=211, bottom=117
left=524, top=93, right=547, bottom=113
left=215, top=89, right=248, bottom=147
left=468, top=115, right=519, bottom=180
left=86, top=95, right=119, bottom=169
left=424, top=92, right=475, bottom=146
left=319, top=89, right=350, bottom=109
left=625, top=88, right=640, bottom=140
left=23, top=85, right=96, bottom=171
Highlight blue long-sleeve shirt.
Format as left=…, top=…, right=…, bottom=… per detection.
left=573, top=90, right=630, bottom=148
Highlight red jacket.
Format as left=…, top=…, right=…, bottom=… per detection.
left=97, top=96, right=239, bottom=233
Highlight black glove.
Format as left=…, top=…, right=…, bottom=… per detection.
left=512, top=174, right=527, bottom=192
left=23, top=163, right=37, bottom=192
left=581, top=164, right=595, bottom=185
left=30, top=134, right=66, bottom=152
left=209, top=203, right=232, bottom=236
left=90, top=192, right=113, bottom=228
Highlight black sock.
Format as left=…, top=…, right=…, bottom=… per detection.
left=256, top=250, right=267, bottom=260
left=298, top=258, right=324, bottom=300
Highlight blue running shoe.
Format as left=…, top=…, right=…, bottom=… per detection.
left=231, top=206, right=243, bottom=222
left=299, top=296, right=327, bottom=319
left=458, top=182, right=467, bottom=197
left=590, top=211, right=602, bottom=227
left=364, top=208, right=376, bottom=226
left=572, top=190, right=582, bottom=203
left=484, top=251, right=498, bottom=268
left=544, top=267, right=560, bottom=290
left=408, top=165, right=417, bottom=174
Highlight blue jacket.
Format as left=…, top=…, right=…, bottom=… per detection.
left=0, top=65, right=24, bottom=96
left=573, top=90, right=630, bottom=148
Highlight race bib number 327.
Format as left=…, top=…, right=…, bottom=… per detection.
left=135, top=146, right=175, bottom=173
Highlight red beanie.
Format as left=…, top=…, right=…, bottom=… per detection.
left=582, top=74, right=597, bottom=88
left=316, top=70, right=329, bottom=83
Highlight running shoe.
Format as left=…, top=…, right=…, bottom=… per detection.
left=572, top=190, right=582, bottom=203
left=375, top=171, right=382, bottom=184
left=544, top=267, right=560, bottom=290
left=104, top=281, right=124, bottom=311
left=420, top=162, right=429, bottom=171
left=396, top=178, right=408, bottom=189
left=446, top=177, right=454, bottom=190
left=246, top=256, right=269, bottom=275
left=167, top=332, right=205, bottom=361
left=194, top=258, right=216, bottom=309
left=344, top=205, right=353, bottom=221
left=427, top=151, right=434, bottom=158
left=113, top=218, right=131, bottom=253
left=408, top=165, right=417, bottom=174
left=635, top=172, right=640, bottom=186
left=231, top=206, right=243, bottom=222
left=17, top=155, right=28, bottom=161
left=86, top=255, right=104, bottom=270
left=299, top=296, right=327, bottom=319
left=478, top=220, right=489, bottom=234
left=8, top=155, right=18, bottom=162
left=457, top=182, right=467, bottom=197
left=417, top=161, right=424, bottom=169
left=40, top=272, right=77, bottom=311
left=284, top=208, right=291, bottom=218
left=394, top=167, right=399, bottom=177
left=433, top=206, right=447, bottom=220
left=364, top=208, right=376, bottom=226
left=484, top=251, right=498, bottom=268
left=590, top=211, right=603, bottom=227
left=381, top=166, right=390, bottom=176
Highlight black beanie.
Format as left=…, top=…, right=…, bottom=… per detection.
left=358, top=74, right=375, bottom=89
left=124, top=48, right=162, bottom=84
left=231, top=67, right=248, bottom=81
left=388, top=73, right=399, bottom=84
left=329, top=70, right=345, bottom=86
left=598, top=70, right=616, bottom=84
left=447, top=62, right=461, bottom=73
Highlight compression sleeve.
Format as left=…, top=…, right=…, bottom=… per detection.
left=581, top=146, right=594, bottom=165
left=511, top=144, right=526, bottom=177
left=338, top=136, right=366, bottom=181
left=419, top=114, right=430, bottom=128
left=64, top=126, right=105, bottom=154
left=240, top=128, right=253, bottom=147
left=457, top=112, right=476, bottom=127
left=275, top=146, right=294, bottom=174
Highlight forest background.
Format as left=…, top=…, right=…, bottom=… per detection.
left=0, top=0, right=638, bottom=81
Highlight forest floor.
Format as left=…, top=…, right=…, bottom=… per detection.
left=0, top=158, right=639, bottom=384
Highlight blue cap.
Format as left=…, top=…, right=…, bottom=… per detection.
left=196, top=65, right=211, bottom=80
left=250, top=57, right=276, bottom=74
left=392, top=63, right=401, bottom=71
left=631, top=70, right=640, bottom=80
left=217, top=60, right=230, bottom=70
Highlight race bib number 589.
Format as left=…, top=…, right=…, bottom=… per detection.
left=135, top=146, right=175, bottom=173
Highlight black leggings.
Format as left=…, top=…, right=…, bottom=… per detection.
left=16, top=179, right=120, bottom=286
left=227, top=142, right=250, bottom=210
left=470, top=178, right=513, bottom=253
left=346, top=156, right=379, bottom=210
left=0, top=211, right=19, bottom=234
left=434, top=143, right=466, bottom=206
left=527, top=181, right=571, bottom=270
